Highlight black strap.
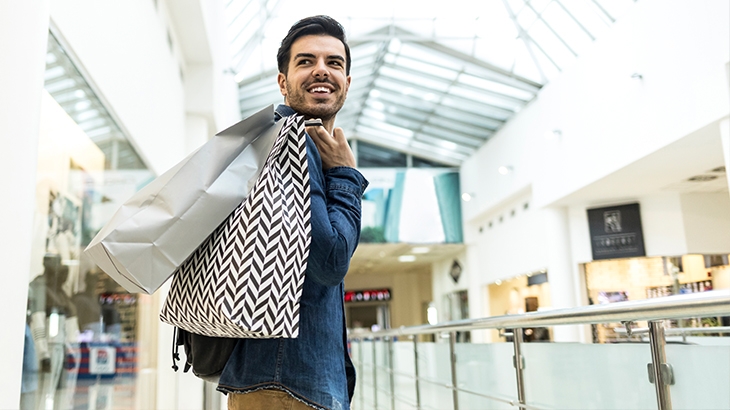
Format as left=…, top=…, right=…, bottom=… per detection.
left=172, top=326, right=180, bottom=371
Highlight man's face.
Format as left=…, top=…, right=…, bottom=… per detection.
left=278, top=34, right=351, bottom=121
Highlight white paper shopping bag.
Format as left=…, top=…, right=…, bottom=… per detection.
left=85, top=105, right=284, bottom=294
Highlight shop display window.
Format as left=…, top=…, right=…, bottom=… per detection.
left=584, top=255, right=730, bottom=343
left=487, top=273, right=552, bottom=343
left=19, top=32, right=155, bottom=410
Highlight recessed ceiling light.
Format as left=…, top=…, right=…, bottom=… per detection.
left=461, top=192, right=473, bottom=201
left=411, top=247, right=430, bottom=254
left=498, top=166, right=513, bottom=175
left=398, top=255, right=416, bottom=262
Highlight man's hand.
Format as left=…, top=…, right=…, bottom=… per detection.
left=306, top=123, right=356, bottom=170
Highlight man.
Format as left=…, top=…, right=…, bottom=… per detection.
left=217, top=15, right=368, bottom=410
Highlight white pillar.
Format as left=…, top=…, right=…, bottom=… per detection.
left=466, top=245, right=490, bottom=342
left=0, top=1, right=50, bottom=407
left=543, top=207, right=581, bottom=342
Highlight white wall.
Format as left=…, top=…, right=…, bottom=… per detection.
left=469, top=190, right=548, bottom=284
left=0, top=3, right=50, bottom=407
left=682, top=193, right=730, bottom=254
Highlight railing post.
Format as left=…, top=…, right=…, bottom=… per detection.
left=413, top=336, right=422, bottom=410
left=373, top=338, right=378, bottom=410
left=359, top=338, right=365, bottom=410
left=511, top=329, right=526, bottom=408
left=388, top=337, right=396, bottom=410
left=648, top=321, right=673, bottom=410
left=449, top=331, right=459, bottom=410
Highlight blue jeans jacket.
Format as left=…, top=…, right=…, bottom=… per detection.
left=217, top=105, right=368, bottom=410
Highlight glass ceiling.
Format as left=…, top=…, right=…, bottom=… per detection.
left=227, top=0, right=636, bottom=166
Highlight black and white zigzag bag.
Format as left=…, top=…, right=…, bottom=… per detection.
left=160, top=114, right=311, bottom=339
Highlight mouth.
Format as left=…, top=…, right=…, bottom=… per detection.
left=307, top=83, right=335, bottom=96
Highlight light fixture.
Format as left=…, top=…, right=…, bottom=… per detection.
left=495, top=279, right=502, bottom=285
left=427, top=303, right=438, bottom=325
left=398, top=255, right=416, bottom=262
left=411, top=247, right=430, bottom=254
left=369, top=89, right=381, bottom=98
left=498, top=166, right=513, bottom=175
left=461, top=192, right=474, bottom=201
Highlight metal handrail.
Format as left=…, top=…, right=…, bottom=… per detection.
left=614, top=326, right=730, bottom=336
left=348, top=290, right=730, bottom=410
left=349, top=290, right=730, bottom=338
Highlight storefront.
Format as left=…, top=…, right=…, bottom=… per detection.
left=584, top=254, right=730, bottom=343
left=19, top=32, right=154, bottom=410
left=486, top=271, right=552, bottom=342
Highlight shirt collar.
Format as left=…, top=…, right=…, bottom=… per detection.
left=275, top=104, right=296, bottom=120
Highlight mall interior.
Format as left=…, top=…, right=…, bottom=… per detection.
left=2, top=0, right=729, bottom=409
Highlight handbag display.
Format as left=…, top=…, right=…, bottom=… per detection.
left=160, top=114, right=311, bottom=339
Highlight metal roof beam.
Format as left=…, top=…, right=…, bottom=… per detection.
left=357, top=110, right=483, bottom=149
left=373, top=93, right=504, bottom=130
left=349, top=25, right=542, bottom=91
left=358, top=104, right=488, bottom=145
left=374, top=74, right=515, bottom=119
left=353, top=130, right=463, bottom=167
left=380, top=60, right=529, bottom=105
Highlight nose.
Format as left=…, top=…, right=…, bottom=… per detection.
left=312, top=58, right=329, bottom=78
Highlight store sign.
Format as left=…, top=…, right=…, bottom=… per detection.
left=345, top=288, right=391, bottom=303
left=89, top=346, right=116, bottom=375
left=587, top=203, right=645, bottom=260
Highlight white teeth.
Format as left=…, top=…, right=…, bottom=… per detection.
left=310, top=87, right=330, bottom=93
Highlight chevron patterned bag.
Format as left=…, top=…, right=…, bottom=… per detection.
left=160, top=114, right=311, bottom=339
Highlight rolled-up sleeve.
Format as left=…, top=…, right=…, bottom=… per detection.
left=306, top=166, right=369, bottom=287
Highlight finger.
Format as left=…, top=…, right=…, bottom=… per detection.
left=305, top=124, right=329, bottom=142
left=332, top=127, right=345, bottom=142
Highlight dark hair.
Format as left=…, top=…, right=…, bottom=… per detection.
left=277, top=15, right=351, bottom=76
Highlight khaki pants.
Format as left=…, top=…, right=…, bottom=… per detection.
left=228, top=389, right=313, bottom=410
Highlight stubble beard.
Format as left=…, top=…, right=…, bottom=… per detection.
left=286, top=82, right=347, bottom=121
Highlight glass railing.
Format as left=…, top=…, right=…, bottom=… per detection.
left=348, top=290, right=730, bottom=410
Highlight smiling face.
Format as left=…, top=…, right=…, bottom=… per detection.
left=278, top=34, right=351, bottom=124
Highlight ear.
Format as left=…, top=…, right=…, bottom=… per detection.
left=346, top=75, right=351, bottom=93
left=277, top=72, right=288, bottom=102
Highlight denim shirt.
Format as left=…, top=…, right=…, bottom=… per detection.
left=217, top=105, right=369, bottom=410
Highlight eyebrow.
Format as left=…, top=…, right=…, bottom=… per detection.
left=294, top=53, right=345, bottom=63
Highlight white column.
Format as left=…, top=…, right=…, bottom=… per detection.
left=466, top=245, right=490, bottom=343
left=721, top=118, right=730, bottom=196
left=0, top=1, right=50, bottom=407
left=543, top=207, right=581, bottom=342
